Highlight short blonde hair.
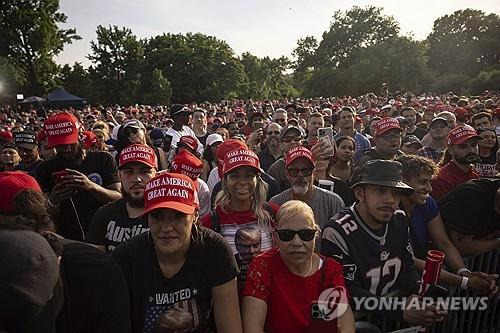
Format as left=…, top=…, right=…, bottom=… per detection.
left=276, top=200, right=319, bottom=231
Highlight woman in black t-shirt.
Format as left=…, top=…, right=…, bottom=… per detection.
left=112, top=172, right=242, bottom=333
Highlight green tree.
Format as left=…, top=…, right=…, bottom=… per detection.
left=0, top=0, right=80, bottom=96
left=469, top=69, right=500, bottom=94
left=313, top=6, right=400, bottom=70
left=144, top=33, right=246, bottom=103
left=140, top=68, right=172, bottom=105
left=426, top=9, right=500, bottom=76
left=430, top=73, right=471, bottom=94
left=87, top=25, right=144, bottom=105
left=58, top=62, right=92, bottom=101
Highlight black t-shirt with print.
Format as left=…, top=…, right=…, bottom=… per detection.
left=111, top=227, right=239, bottom=333
left=57, top=239, right=130, bottom=333
left=37, top=151, right=120, bottom=241
left=87, top=198, right=149, bottom=253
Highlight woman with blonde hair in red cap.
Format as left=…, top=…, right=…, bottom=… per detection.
left=112, top=172, right=242, bottom=333
left=201, top=147, right=277, bottom=294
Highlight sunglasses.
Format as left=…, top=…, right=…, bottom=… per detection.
left=379, top=133, right=401, bottom=141
left=287, top=167, right=314, bottom=177
left=267, top=130, right=280, bottom=136
left=275, top=229, right=316, bottom=242
left=281, top=135, right=302, bottom=143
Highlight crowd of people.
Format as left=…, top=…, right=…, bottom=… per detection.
left=0, top=91, right=499, bottom=333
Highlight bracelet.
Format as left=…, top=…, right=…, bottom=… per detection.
left=456, top=268, right=471, bottom=276
left=460, top=276, right=469, bottom=290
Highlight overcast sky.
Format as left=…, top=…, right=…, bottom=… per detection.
left=55, top=0, right=500, bottom=67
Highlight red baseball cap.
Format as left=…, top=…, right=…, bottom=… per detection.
left=178, top=135, right=198, bottom=152
left=119, top=144, right=158, bottom=169
left=82, top=131, right=97, bottom=150
left=453, top=107, right=468, bottom=118
left=374, top=117, right=402, bottom=136
left=447, top=126, right=482, bottom=145
left=0, top=171, right=42, bottom=212
left=223, top=148, right=260, bottom=174
left=215, top=139, right=248, bottom=178
left=44, top=112, right=80, bottom=148
left=143, top=172, right=198, bottom=215
left=285, top=146, right=315, bottom=168
left=0, top=130, right=13, bottom=142
left=36, top=129, right=48, bottom=142
left=170, top=150, right=203, bottom=180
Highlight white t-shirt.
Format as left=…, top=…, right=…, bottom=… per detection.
left=166, top=126, right=204, bottom=161
left=196, top=178, right=211, bottom=218
left=207, top=167, right=221, bottom=194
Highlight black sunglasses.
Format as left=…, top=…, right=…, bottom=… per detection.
left=267, top=130, right=280, bottom=136
left=275, top=229, right=316, bottom=242
left=287, top=167, right=314, bottom=177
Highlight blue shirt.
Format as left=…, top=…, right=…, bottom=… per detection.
left=409, top=196, right=439, bottom=253
left=334, top=130, right=371, bottom=162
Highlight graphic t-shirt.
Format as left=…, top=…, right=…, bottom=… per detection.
left=111, top=228, right=238, bottom=333
left=201, top=206, right=276, bottom=291
left=87, top=198, right=149, bottom=252
left=243, top=248, right=346, bottom=333
left=37, top=151, right=120, bottom=240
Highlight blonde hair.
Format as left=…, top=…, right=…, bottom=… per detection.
left=214, top=174, right=272, bottom=230
left=276, top=200, right=319, bottom=231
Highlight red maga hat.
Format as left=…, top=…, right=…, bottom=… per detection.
left=82, top=131, right=97, bottom=150
left=285, top=146, right=315, bottom=168
left=374, top=117, right=402, bottom=136
left=179, top=135, right=198, bottom=152
left=447, top=126, right=481, bottom=145
left=170, top=150, right=203, bottom=180
left=119, top=144, right=158, bottom=169
left=223, top=148, right=260, bottom=174
left=144, top=172, right=198, bottom=215
left=0, top=171, right=42, bottom=212
left=44, top=112, right=80, bottom=148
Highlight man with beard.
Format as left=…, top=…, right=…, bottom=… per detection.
left=14, top=130, right=43, bottom=177
left=402, top=107, right=427, bottom=140
left=258, top=122, right=282, bottom=172
left=270, top=146, right=345, bottom=230
left=321, top=160, right=448, bottom=326
left=431, top=126, right=481, bottom=200
left=37, top=112, right=121, bottom=241
left=333, top=106, right=371, bottom=162
left=87, top=144, right=157, bottom=252
left=355, top=117, right=403, bottom=171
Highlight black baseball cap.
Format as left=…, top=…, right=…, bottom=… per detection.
left=351, top=160, right=414, bottom=196
left=14, top=131, right=38, bottom=150
left=170, top=104, right=193, bottom=117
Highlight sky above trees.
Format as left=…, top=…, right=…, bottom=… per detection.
left=56, top=0, right=500, bottom=66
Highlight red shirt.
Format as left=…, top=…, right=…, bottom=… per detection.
left=243, top=248, right=346, bottom=333
left=431, top=160, right=479, bottom=201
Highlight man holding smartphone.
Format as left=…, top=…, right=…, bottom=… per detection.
left=37, top=112, right=121, bottom=241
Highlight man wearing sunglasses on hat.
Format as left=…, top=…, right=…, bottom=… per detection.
left=322, top=160, right=448, bottom=327
left=270, top=146, right=345, bottom=231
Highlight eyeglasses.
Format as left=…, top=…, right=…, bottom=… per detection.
left=430, top=124, right=448, bottom=130
left=281, top=135, right=302, bottom=143
left=287, top=167, right=314, bottom=177
left=275, top=229, right=316, bottom=242
left=379, top=133, right=401, bottom=141
left=275, top=118, right=286, bottom=123
left=267, top=130, right=280, bottom=136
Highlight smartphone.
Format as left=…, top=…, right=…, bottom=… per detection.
left=318, top=127, right=334, bottom=145
left=52, top=171, right=69, bottom=184
left=162, top=134, right=173, bottom=152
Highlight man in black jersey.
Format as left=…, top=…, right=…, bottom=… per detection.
left=87, top=144, right=158, bottom=252
left=321, top=159, right=447, bottom=326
